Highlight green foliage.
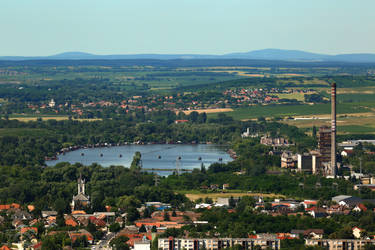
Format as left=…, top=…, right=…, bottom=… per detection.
left=130, top=152, right=142, bottom=171
left=110, top=236, right=130, bottom=250
left=109, top=223, right=121, bottom=233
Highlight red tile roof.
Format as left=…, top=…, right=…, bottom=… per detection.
left=20, top=227, right=38, bottom=235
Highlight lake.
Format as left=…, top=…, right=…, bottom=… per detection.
left=46, top=144, right=232, bottom=175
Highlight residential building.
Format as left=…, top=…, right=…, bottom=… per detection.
left=332, top=195, right=362, bottom=208
left=305, top=238, right=375, bottom=250
left=134, top=237, right=151, bottom=250
left=158, top=236, right=281, bottom=250
left=280, top=151, right=297, bottom=168
left=260, top=136, right=290, bottom=147
left=68, top=229, right=94, bottom=244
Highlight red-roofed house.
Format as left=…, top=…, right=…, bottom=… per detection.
left=117, top=233, right=152, bottom=247
left=68, top=229, right=94, bottom=244
left=89, top=216, right=106, bottom=227
left=65, top=218, right=78, bottom=227
left=353, top=204, right=367, bottom=212
left=0, top=203, right=20, bottom=211
left=21, top=227, right=38, bottom=235
left=27, top=205, right=35, bottom=212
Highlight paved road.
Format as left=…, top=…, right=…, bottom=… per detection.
left=92, top=232, right=115, bottom=250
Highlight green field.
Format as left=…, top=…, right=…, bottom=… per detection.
left=338, top=125, right=375, bottom=134
left=211, top=103, right=371, bottom=120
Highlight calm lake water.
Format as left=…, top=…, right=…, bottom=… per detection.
left=46, top=144, right=232, bottom=175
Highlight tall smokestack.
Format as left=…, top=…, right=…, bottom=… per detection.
left=331, top=82, right=337, bottom=176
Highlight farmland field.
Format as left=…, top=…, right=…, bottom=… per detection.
left=209, top=103, right=372, bottom=120
left=283, top=114, right=375, bottom=134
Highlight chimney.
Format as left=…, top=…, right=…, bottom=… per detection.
left=331, top=82, right=337, bottom=176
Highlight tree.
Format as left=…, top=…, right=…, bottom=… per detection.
left=130, top=152, right=142, bottom=172
left=117, top=195, right=141, bottom=211
left=109, top=223, right=121, bottom=233
left=164, top=211, right=170, bottom=221
left=139, top=224, right=147, bottom=233
left=72, top=235, right=88, bottom=248
left=41, top=236, right=59, bottom=250
left=110, top=236, right=130, bottom=250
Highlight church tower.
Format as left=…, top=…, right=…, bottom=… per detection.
left=77, top=174, right=85, bottom=195
left=71, top=173, right=90, bottom=211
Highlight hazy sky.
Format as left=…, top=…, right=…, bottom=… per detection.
left=1, top=0, right=374, bottom=56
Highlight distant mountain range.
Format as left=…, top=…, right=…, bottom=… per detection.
left=1, top=49, right=375, bottom=63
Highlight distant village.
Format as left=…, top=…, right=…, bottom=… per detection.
left=22, top=87, right=316, bottom=118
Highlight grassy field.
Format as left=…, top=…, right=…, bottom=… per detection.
left=283, top=113, right=375, bottom=134
left=275, top=93, right=306, bottom=101
left=180, top=191, right=285, bottom=202
left=211, top=103, right=371, bottom=120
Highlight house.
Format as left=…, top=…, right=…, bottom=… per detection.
left=0, top=245, right=11, bottom=250
left=0, top=203, right=20, bottom=211
left=126, top=234, right=152, bottom=248
left=353, top=203, right=368, bottom=212
left=145, top=202, right=171, bottom=211
left=271, top=199, right=300, bottom=210
left=134, top=237, right=151, bottom=250
left=327, top=205, right=350, bottom=215
left=341, top=150, right=353, bottom=157
left=11, top=210, right=32, bottom=221
left=301, top=200, right=318, bottom=210
left=27, top=205, right=35, bottom=212
left=290, top=229, right=324, bottom=239
left=65, top=216, right=78, bottom=227
left=304, top=229, right=324, bottom=239
left=89, top=216, right=106, bottom=227
left=352, top=227, right=364, bottom=239
left=20, top=227, right=38, bottom=235
left=68, top=229, right=94, bottom=244
left=41, top=211, right=57, bottom=218
left=308, top=208, right=327, bottom=218
left=332, top=195, right=362, bottom=208
left=280, top=151, right=297, bottom=168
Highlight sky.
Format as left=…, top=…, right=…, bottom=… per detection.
left=1, top=0, right=374, bottom=56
